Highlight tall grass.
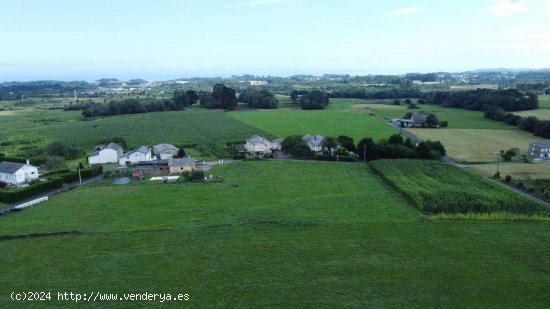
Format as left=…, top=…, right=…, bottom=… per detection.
left=370, top=159, right=549, bottom=217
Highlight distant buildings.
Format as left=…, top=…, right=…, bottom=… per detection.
left=245, top=135, right=272, bottom=156
left=0, top=160, right=39, bottom=186
left=302, top=134, right=325, bottom=152
left=529, top=141, right=550, bottom=162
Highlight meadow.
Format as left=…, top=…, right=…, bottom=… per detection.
left=408, top=128, right=540, bottom=163
left=538, top=95, right=550, bottom=109
left=514, top=109, right=550, bottom=120
left=228, top=98, right=398, bottom=142
left=1, top=161, right=549, bottom=307
left=0, top=108, right=269, bottom=158
left=360, top=102, right=513, bottom=130
left=370, top=159, right=548, bottom=216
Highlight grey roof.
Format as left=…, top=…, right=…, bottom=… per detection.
left=303, top=134, right=325, bottom=147
left=531, top=141, right=550, bottom=148
left=168, top=158, right=197, bottom=166
left=91, top=143, right=121, bottom=156
left=153, top=143, right=178, bottom=155
left=121, top=146, right=150, bottom=157
left=411, top=114, right=426, bottom=124
left=271, top=138, right=284, bottom=143
left=0, top=161, right=26, bottom=174
left=246, top=135, right=269, bottom=144
left=105, top=143, right=122, bottom=151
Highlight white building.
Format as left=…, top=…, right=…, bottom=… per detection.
left=88, top=143, right=123, bottom=165
left=0, top=160, right=39, bottom=186
left=529, top=141, right=550, bottom=162
left=118, top=146, right=152, bottom=166
left=302, top=134, right=325, bottom=152
left=245, top=135, right=272, bottom=156
left=270, top=138, right=284, bottom=151
left=153, top=144, right=179, bottom=160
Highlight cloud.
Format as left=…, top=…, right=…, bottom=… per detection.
left=389, top=7, right=427, bottom=16
left=484, top=0, right=527, bottom=16
left=542, top=0, right=550, bottom=14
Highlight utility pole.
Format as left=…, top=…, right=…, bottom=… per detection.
left=77, top=164, right=82, bottom=185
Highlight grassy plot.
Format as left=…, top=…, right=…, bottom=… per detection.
left=1, top=161, right=550, bottom=307
left=514, top=109, right=550, bottom=120
left=363, top=102, right=513, bottom=130
left=370, top=159, right=548, bottom=217
left=228, top=100, right=397, bottom=142
left=0, top=108, right=269, bottom=157
left=538, top=95, right=550, bottom=109
left=408, top=128, right=539, bottom=163
left=468, top=162, right=550, bottom=179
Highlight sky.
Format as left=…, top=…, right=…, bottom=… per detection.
left=0, top=0, right=549, bottom=81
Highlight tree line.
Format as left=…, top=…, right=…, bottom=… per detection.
left=484, top=107, right=550, bottom=138
left=427, top=89, right=538, bottom=111
left=238, top=89, right=279, bottom=109
left=289, top=90, right=330, bottom=110
left=280, top=134, right=446, bottom=161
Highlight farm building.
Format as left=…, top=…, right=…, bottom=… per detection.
left=302, top=134, right=325, bottom=152
left=168, top=158, right=197, bottom=174
left=132, top=157, right=197, bottom=175
left=391, top=119, right=414, bottom=127
left=411, top=113, right=427, bottom=127
left=118, top=146, right=152, bottom=166
left=153, top=144, right=179, bottom=160
left=88, top=143, right=123, bottom=165
left=0, top=160, right=39, bottom=186
left=529, top=141, right=550, bottom=162
left=245, top=135, right=272, bottom=156
left=270, top=138, right=284, bottom=151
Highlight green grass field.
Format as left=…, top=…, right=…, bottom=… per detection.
left=1, top=161, right=549, bottom=307
left=228, top=99, right=398, bottom=142
left=0, top=108, right=269, bottom=158
left=408, top=128, right=540, bottom=163
left=538, top=95, right=550, bottom=109
left=360, top=102, right=513, bottom=130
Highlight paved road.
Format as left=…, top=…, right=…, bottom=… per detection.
left=0, top=175, right=104, bottom=216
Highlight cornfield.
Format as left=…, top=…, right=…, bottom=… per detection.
left=370, top=159, right=549, bottom=217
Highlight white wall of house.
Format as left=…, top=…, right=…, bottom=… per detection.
left=159, top=152, right=176, bottom=160
left=0, top=165, right=39, bottom=185
left=118, top=151, right=152, bottom=166
left=245, top=141, right=271, bottom=153
left=88, top=148, right=120, bottom=165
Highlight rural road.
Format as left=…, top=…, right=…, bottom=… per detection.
left=0, top=175, right=104, bottom=216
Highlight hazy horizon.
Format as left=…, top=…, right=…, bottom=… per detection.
left=1, top=0, right=549, bottom=82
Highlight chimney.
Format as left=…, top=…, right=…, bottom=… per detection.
left=26, top=159, right=30, bottom=165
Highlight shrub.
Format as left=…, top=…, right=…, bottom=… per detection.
left=0, top=177, right=63, bottom=203
left=189, top=170, right=205, bottom=181
left=505, top=175, right=512, bottom=183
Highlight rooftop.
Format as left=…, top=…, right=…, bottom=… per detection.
left=531, top=141, right=550, bottom=148
left=0, top=161, right=27, bottom=174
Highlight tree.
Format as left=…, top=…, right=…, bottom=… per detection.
left=300, top=90, right=329, bottom=110
left=403, top=112, right=413, bottom=119
left=393, top=99, right=401, bottom=105
left=46, top=142, right=83, bottom=160
left=186, top=90, right=199, bottom=105
left=177, top=148, right=187, bottom=158
left=425, top=113, right=439, bottom=127
left=388, top=134, right=404, bottom=145
left=500, top=148, right=519, bottom=161
left=404, top=98, right=412, bottom=105
left=172, top=90, right=190, bottom=108
left=289, top=143, right=313, bottom=159
left=45, top=156, right=67, bottom=171
left=357, top=137, right=375, bottom=160
left=321, top=137, right=338, bottom=154
left=336, top=135, right=356, bottom=152
left=201, top=84, right=237, bottom=110
left=281, top=135, right=303, bottom=151
left=407, top=103, right=419, bottom=109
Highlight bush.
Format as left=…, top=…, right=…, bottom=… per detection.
left=505, top=175, right=512, bottom=183
left=315, top=155, right=356, bottom=162
left=189, top=170, right=205, bottom=181
left=0, top=177, right=63, bottom=203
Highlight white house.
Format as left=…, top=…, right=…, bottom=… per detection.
left=245, top=135, right=272, bottom=156
left=0, top=160, right=39, bottom=186
left=270, top=138, right=284, bottom=151
left=302, top=134, right=325, bottom=152
left=529, top=141, right=550, bottom=162
left=153, top=144, right=179, bottom=160
left=88, top=143, right=123, bottom=165
left=118, top=146, right=152, bottom=166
